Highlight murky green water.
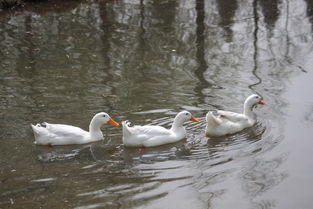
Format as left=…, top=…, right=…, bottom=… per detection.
left=1, top=0, right=313, bottom=208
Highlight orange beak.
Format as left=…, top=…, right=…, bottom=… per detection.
left=190, top=116, right=200, bottom=122
left=258, top=100, right=266, bottom=105
left=107, top=118, right=119, bottom=126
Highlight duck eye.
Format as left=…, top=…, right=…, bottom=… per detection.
left=185, top=113, right=189, bottom=116
left=103, top=115, right=106, bottom=117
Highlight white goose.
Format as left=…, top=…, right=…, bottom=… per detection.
left=205, top=94, right=266, bottom=137
left=31, top=112, right=119, bottom=145
left=122, top=111, right=200, bottom=147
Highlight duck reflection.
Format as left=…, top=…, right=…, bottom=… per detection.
left=37, top=144, right=94, bottom=162
left=206, top=122, right=266, bottom=161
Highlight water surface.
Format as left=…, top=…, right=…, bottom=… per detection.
left=1, top=0, right=313, bottom=208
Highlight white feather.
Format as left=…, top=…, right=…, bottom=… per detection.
left=205, top=94, right=265, bottom=137
left=31, top=112, right=119, bottom=145
left=122, top=111, right=199, bottom=147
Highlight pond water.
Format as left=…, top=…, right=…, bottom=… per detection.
left=1, top=0, right=313, bottom=208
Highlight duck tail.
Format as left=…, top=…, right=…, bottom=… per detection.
left=30, top=124, right=41, bottom=143
left=31, top=123, right=40, bottom=133
left=122, top=120, right=133, bottom=137
left=206, top=111, right=221, bottom=126
left=30, top=123, right=48, bottom=144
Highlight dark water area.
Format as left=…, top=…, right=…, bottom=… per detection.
left=1, top=0, right=313, bottom=208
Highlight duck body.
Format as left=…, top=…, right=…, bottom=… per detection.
left=205, top=94, right=266, bottom=137
left=31, top=112, right=119, bottom=146
left=122, top=111, right=199, bottom=147
left=31, top=123, right=92, bottom=145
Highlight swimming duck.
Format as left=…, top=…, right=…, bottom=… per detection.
left=31, top=112, right=119, bottom=145
left=205, top=94, right=266, bottom=137
left=122, top=111, right=200, bottom=147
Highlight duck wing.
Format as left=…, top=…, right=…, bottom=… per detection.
left=131, top=125, right=171, bottom=136
left=32, top=123, right=90, bottom=145
left=44, top=123, right=88, bottom=137
left=216, top=110, right=247, bottom=122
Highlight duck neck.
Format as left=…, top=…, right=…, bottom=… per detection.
left=171, top=117, right=185, bottom=132
left=243, top=102, right=255, bottom=121
left=89, top=119, right=104, bottom=140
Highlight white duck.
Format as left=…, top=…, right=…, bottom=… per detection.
left=122, top=111, right=200, bottom=147
left=31, top=112, right=119, bottom=145
left=205, top=94, right=266, bottom=137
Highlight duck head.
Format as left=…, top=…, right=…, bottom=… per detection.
left=246, top=94, right=266, bottom=106
left=92, top=112, right=119, bottom=127
left=172, top=111, right=200, bottom=128
left=244, top=94, right=266, bottom=113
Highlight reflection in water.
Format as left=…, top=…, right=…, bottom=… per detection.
left=304, top=0, right=313, bottom=28
left=216, top=0, right=238, bottom=42
left=242, top=156, right=287, bottom=197
left=194, top=0, right=210, bottom=103
left=18, top=14, right=36, bottom=76
left=99, top=1, right=111, bottom=69
left=249, top=0, right=262, bottom=91
left=259, top=0, right=280, bottom=36
left=1, top=0, right=313, bottom=208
